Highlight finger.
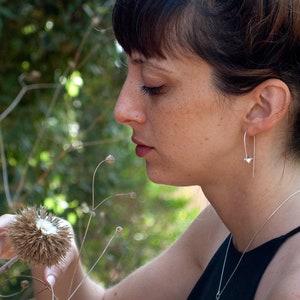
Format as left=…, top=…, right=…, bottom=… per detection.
left=0, top=214, right=15, bottom=231
left=0, top=214, right=16, bottom=259
left=46, top=273, right=56, bottom=287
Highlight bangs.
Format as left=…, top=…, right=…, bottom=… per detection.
left=112, top=0, right=192, bottom=58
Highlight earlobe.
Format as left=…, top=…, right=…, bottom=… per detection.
left=243, top=79, right=291, bottom=136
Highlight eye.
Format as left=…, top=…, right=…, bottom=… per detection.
left=140, top=85, right=165, bottom=96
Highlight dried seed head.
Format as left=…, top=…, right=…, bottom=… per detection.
left=116, top=226, right=123, bottom=234
left=129, top=192, right=137, bottom=199
left=116, top=226, right=123, bottom=233
left=21, top=280, right=30, bottom=289
left=7, top=207, right=72, bottom=267
left=68, top=60, right=76, bottom=70
left=92, top=16, right=101, bottom=27
left=105, top=154, right=115, bottom=165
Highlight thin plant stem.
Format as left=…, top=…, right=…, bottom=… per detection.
left=29, top=275, right=59, bottom=300
left=67, top=229, right=119, bottom=300
left=17, top=147, right=70, bottom=203
left=93, top=193, right=133, bottom=211
left=76, top=44, right=100, bottom=70
left=0, top=127, right=12, bottom=208
left=0, top=289, right=27, bottom=298
left=0, top=256, right=19, bottom=274
left=91, top=159, right=107, bottom=209
left=0, top=84, right=58, bottom=122
left=12, top=79, right=66, bottom=203
left=67, top=158, right=106, bottom=297
left=73, top=23, right=93, bottom=68
left=67, top=156, right=125, bottom=297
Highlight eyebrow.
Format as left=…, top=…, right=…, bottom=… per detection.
left=131, top=57, right=172, bottom=73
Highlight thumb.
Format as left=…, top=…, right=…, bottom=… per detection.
left=45, top=268, right=57, bottom=287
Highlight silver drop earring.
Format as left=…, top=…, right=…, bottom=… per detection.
left=243, top=131, right=256, bottom=178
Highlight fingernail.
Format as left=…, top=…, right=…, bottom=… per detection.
left=47, top=275, right=56, bottom=287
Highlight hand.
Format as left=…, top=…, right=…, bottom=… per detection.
left=42, top=219, right=79, bottom=288
left=1, top=213, right=79, bottom=289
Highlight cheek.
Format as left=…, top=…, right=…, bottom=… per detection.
left=152, top=111, right=199, bottom=150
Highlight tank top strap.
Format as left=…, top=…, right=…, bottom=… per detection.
left=281, top=226, right=300, bottom=240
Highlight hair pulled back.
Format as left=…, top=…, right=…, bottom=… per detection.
left=112, top=0, right=300, bottom=157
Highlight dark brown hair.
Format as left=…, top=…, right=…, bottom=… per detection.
left=112, top=0, right=300, bottom=156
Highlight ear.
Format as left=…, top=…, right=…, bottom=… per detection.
left=242, top=79, right=291, bottom=136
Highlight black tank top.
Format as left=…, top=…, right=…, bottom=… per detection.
left=187, top=226, right=300, bottom=300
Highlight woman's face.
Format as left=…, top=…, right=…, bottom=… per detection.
left=114, top=52, right=243, bottom=186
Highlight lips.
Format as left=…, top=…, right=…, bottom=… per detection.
left=132, top=137, right=154, bottom=158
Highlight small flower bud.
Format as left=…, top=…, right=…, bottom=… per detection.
left=92, top=17, right=101, bottom=27
left=105, top=154, right=115, bottom=165
left=27, top=70, right=41, bottom=81
left=68, top=60, right=76, bottom=70
left=116, top=226, right=123, bottom=234
left=129, top=192, right=137, bottom=199
left=21, top=280, right=30, bottom=289
left=81, top=202, right=90, bottom=214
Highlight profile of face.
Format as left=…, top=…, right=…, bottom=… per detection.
left=114, top=52, right=240, bottom=186
left=112, top=0, right=300, bottom=186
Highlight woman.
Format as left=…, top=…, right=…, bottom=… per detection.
left=1, top=0, right=300, bottom=299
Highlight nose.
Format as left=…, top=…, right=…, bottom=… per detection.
left=114, top=78, right=146, bottom=126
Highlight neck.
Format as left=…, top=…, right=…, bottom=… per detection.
left=202, top=159, right=300, bottom=251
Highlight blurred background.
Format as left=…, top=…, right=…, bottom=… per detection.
left=0, top=1, right=205, bottom=298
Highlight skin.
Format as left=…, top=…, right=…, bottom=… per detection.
left=1, top=51, right=300, bottom=299
left=115, top=53, right=242, bottom=187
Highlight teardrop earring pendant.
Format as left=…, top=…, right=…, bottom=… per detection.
left=243, top=131, right=253, bottom=163
left=243, top=131, right=255, bottom=178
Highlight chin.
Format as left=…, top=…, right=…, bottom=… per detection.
left=146, top=166, right=187, bottom=187
left=146, top=167, right=171, bottom=185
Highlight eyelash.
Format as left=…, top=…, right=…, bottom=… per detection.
left=140, top=85, right=165, bottom=96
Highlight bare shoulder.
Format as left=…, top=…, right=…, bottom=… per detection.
left=256, top=232, right=300, bottom=300
left=105, top=204, right=228, bottom=299
left=268, top=272, right=300, bottom=300
left=262, top=261, right=300, bottom=300
left=175, top=204, right=229, bottom=270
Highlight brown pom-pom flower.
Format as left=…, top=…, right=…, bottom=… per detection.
left=7, top=206, right=72, bottom=267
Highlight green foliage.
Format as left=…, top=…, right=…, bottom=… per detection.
left=0, top=1, right=199, bottom=298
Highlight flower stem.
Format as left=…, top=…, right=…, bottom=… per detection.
left=0, top=256, right=19, bottom=274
